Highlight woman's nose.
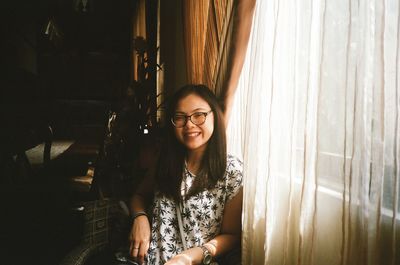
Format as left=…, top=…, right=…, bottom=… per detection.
left=185, top=118, right=196, bottom=128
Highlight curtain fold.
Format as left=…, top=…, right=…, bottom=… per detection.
left=182, top=0, right=210, bottom=85
left=182, top=0, right=234, bottom=93
left=227, top=0, right=400, bottom=264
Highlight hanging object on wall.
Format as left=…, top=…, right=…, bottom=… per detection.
left=44, top=18, right=64, bottom=48
left=74, top=0, right=93, bottom=13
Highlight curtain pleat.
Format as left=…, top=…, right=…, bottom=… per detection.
left=392, top=1, right=400, bottom=263
left=212, top=0, right=234, bottom=96
left=182, top=0, right=234, bottom=94
left=183, top=0, right=209, bottom=85
left=227, top=0, right=400, bottom=264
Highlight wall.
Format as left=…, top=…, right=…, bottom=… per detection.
left=159, top=0, right=187, bottom=97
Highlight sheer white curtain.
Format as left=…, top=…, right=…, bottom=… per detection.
left=227, top=0, right=400, bottom=264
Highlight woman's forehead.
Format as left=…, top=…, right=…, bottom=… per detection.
left=175, top=94, right=210, bottom=112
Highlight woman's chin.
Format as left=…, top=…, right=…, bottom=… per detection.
left=184, top=142, right=207, bottom=154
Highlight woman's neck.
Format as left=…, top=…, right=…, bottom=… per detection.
left=186, top=149, right=204, bottom=174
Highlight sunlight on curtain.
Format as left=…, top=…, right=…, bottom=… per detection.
left=227, top=0, right=400, bottom=264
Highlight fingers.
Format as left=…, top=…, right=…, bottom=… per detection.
left=129, top=240, right=150, bottom=265
left=129, top=241, right=140, bottom=259
left=129, top=242, right=138, bottom=257
left=164, top=253, right=191, bottom=265
left=129, top=215, right=151, bottom=264
left=137, top=241, right=150, bottom=264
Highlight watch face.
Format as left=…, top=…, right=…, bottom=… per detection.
left=203, top=254, right=212, bottom=265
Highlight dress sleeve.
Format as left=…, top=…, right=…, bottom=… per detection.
left=224, top=155, right=243, bottom=202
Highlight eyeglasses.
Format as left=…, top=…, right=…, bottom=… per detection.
left=171, top=110, right=213, bottom=128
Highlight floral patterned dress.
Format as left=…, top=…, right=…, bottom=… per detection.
left=146, top=155, right=243, bottom=264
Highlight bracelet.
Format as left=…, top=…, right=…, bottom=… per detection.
left=201, top=245, right=213, bottom=265
left=131, top=211, right=148, bottom=223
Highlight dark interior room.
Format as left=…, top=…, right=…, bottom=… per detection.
left=0, top=0, right=187, bottom=264
left=2, top=0, right=399, bottom=265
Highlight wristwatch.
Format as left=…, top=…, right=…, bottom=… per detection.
left=201, top=245, right=212, bottom=265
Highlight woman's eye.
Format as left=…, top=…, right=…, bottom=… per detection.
left=174, top=115, right=185, bottom=121
left=192, top=113, right=204, bottom=119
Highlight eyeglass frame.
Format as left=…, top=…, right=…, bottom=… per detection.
left=171, top=110, right=213, bottom=128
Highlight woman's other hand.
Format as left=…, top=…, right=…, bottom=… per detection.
left=164, top=254, right=192, bottom=265
left=129, top=215, right=151, bottom=264
left=164, top=247, right=204, bottom=265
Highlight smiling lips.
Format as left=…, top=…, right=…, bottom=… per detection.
left=184, top=131, right=201, bottom=138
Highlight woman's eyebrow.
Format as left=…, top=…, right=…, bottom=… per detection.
left=175, top=108, right=209, bottom=114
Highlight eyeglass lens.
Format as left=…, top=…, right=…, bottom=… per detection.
left=172, top=112, right=208, bottom=127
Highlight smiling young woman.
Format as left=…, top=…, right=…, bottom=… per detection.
left=129, top=84, right=243, bottom=265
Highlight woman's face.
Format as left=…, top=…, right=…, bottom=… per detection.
left=173, top=93, right=214, bottom=155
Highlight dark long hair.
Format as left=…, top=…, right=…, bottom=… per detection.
left=155, top=84, right=227, bottom=201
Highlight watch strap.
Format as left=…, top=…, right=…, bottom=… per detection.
left=130, top=211, right=147, bottom=223
left=201, top=245, right=212, bottom=265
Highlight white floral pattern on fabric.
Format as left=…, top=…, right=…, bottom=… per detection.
left=146, top=155, right=243, bottom=264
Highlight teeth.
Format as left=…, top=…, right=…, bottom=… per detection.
left=186, top=132, right=200, bottom=137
